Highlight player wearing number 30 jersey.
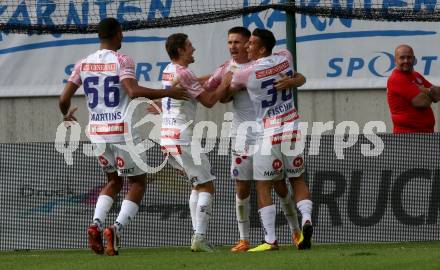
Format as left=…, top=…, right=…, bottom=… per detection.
left=231, top=28, right=313, bottom=251
left=59, top=18, right=189, bottom=256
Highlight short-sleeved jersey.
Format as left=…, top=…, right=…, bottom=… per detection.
left=205, top=59, right=256, bottom=143
left=231, top=49, right=299, bottom=140
left=68, top=49, right=136, bottom=143
left=161, top=63, right=205, bottom=146
left=387, top=68, right=434, bottom=133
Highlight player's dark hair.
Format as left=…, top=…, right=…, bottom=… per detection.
left=166, top=33, right=188, bottom=60
left=228, top=26, right=251, bottom=38
left=98, top=18, right=121, bottom=40
left=252, top=28, right=276, bottom=55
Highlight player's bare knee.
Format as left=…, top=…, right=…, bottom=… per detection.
left=128, top=175, right=147, bottom=188
left=288, top=173, right=305, bottom=183
left=273, top=182, right=289, bottom=198
left=196, top=181, right=215, bottom=194
left=235, top=180, right=251, bottom=198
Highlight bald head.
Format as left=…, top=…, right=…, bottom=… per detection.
left=395, top=44, right=414, bottom=56
left=394, top=44, right=415, bottom=72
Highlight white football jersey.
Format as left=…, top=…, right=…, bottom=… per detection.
left=160, top=63, right=205, bottom=146
left=69, top=49, right=136, bottom=143
left=232, top=50, right=299, bottom=140
left=205, top=59, right=256, bottom=143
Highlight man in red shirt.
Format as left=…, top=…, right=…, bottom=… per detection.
left=387, top=44, right=440, bottom=133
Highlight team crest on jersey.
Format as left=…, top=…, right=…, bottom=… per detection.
left=233, top=168, right=239, bottom=177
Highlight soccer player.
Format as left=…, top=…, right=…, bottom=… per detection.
left=231, top=28, right=313, bottom=251
left=161, top=33, right=233, bottom=252
left=205, top=27, right=308, bottom=252
left=59, top=18, right=189, bottom=256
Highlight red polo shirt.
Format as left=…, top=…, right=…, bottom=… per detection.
left=387, top=69, right=434, bottom=133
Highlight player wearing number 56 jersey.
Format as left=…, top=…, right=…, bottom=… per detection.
left=59, top=18, right=189, bottom=256
left=231, top=29, right=313, bottom=251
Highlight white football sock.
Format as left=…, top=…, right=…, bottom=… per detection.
left=92, top=195, right=113, bottom=231
left=235, top=195, right=250, bottom=241
left=195, top=192, right=213, bottom=236
left=259, top=204, right=276, bottom=244
left=297, top=199, right=313, bottom=226
left=279, top=195, right=300, bottom=233
left=189, top=189, right=199, bottom=232
left=114, top=200, right=139, bottom=235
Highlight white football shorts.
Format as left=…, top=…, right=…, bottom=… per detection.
left=161, top=144, right=215, bottom=187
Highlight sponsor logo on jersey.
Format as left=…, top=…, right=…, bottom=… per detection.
left=162, top=72, right=175, bottom=81
left=264, top=107, right=298, bottom=128
left=89, top=122, right=128, bottom=135
left=160, top=145, right=182, bottom=156
left=82, top=63, right=116, bottom=72
left=271, top=130, right=299, bottom=145
left=256, top=61, right=289, bottom=79
left=161, top=128, right=181, bottom=139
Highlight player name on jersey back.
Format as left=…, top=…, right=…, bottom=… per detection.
left=69, top=49, right=137, bottom=143
left=232, top=50, right=300, bottom=141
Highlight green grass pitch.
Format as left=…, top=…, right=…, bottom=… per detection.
left=1, top=242, right=439, bottom=270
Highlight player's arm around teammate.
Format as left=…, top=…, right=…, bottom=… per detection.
left=59, top=18, right=190, bottom=257
left=274, top=72, right=306, bottom=90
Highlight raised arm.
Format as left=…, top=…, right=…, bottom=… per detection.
left=120, top=78, right=189, bottom=100
left=197, top=71, right=233, bottom=108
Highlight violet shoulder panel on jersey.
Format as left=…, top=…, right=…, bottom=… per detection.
left=176, top=66, right=205, bottom=98
left=68, top=58, right=86, bottom=86
left=111, top=51, right=136, bottom=81
left=273, top=49, right=293, bottom=65
left=231, top=63, right=255, bottom=90
left=205, top=60, right=231, bottom=91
